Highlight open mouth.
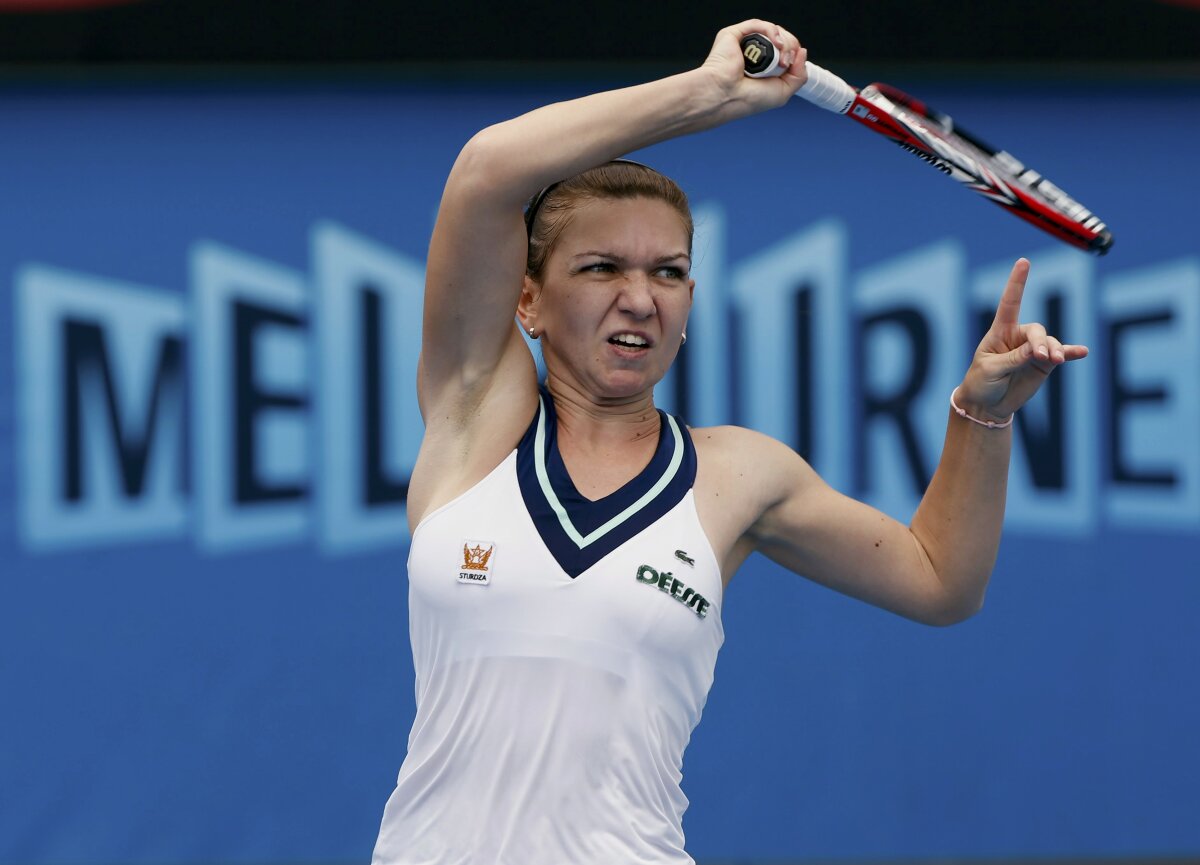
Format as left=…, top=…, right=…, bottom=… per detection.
left=608, top=333, right=650, bottom=351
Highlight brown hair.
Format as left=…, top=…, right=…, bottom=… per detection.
left=524, top=161, right=693, bottom=279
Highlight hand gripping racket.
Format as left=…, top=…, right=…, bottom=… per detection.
left=741, top=34, right=1113, bottom=255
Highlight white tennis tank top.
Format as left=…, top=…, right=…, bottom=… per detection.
left=372, top=391, right=724, bottom=865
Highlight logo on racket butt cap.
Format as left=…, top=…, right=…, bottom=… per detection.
left=741, top=34, right=784, bottom=78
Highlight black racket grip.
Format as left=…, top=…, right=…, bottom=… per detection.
left=741, top=34, right=785, bottom=78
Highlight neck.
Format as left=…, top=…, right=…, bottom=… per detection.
left=545, top=376, right=661, bottom=449
left=544, top=376, right=663, bottom=502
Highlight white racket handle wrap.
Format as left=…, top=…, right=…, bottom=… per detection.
left=797, top=62, right=857, bottom=115
left=741, top=33, right=857, bottom=115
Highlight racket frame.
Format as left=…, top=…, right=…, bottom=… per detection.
left=845, top=83, right=1113, bottom=255
left=740, top=32, right=1112, bottom=254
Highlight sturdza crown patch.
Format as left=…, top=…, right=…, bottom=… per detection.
left=458, top=540, right=495, bottom=585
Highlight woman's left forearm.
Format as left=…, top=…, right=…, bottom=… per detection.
left=908, top=257, right=1088, bottom=620
left=909, top=408, right=1013, bottom=618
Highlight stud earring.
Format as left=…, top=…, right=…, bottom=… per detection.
left=528, top=326, right=537, bottom=338
left=681, top=331, right=687, bottom=345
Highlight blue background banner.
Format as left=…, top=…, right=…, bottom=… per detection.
left=1, top=76, right=1198, bottom=863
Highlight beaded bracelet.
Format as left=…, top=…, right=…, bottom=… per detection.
left=950, top=387, right=1014, bottom=430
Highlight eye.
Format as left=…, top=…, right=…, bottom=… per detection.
left=655, top=266, right=688, bottom=280
left=582, top=261, right=616, bottom=273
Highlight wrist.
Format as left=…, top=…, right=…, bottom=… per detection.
left=950, top=387, right=1014, bottom=430
left=685, top=65, right=745, bottom=123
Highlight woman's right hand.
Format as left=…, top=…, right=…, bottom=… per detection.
left=701, top=20, right=808, bottom=115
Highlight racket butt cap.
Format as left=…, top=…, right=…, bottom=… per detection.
left=741, top=34, right=782, bottom=78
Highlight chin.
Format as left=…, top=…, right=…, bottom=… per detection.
left=597, top=370, right=662, bottom=401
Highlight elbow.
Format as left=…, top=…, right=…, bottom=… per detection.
left=904, top=530, right=989, bottom=627
left=449, top=129, right=502, bottom=189
left=446, top=127, right=536, bottom=210
left=921, top=585, right=987, bottom=627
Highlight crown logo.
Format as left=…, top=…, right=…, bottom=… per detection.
left=462, top=542, right=494, bottom=572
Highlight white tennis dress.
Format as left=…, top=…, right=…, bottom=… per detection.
left=372, top=390, right=725, bottom=864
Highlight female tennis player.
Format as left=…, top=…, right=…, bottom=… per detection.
left=372, top=19, right=1087, bottom=865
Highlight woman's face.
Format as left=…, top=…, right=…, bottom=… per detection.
left=524, top=196, right=694, bottom=401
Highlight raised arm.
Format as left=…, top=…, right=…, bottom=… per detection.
left=736, top=259, right=1088, bottom=625
left=417, top=20, right=807, bottom=420
left=908, top=258, right=1088, bottom=614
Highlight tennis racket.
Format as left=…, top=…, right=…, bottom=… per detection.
left=741, top=34, right=1113, bottom=255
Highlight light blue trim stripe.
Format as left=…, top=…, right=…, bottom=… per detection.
left=532, top=395, right=684, bottom=550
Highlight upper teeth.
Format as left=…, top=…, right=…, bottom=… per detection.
left=613, top=334, right=647, bottom=346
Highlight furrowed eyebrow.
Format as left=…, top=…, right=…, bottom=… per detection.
left=570, top=251, right=691, bottom=264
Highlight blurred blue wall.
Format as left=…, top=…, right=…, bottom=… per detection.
left=1, top=76, right=1198, bottom=863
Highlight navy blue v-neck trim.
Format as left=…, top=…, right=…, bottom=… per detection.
left=516, top=387, right=697, bottom=578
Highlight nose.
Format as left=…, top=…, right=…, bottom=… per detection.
left=617, top=271, right=657, bottom=319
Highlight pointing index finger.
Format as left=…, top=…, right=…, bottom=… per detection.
left=991, top=258, right=1030, bottom=331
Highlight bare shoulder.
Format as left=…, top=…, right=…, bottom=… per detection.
left=692, top=424, right=818, bottom=486
left=690, top=424, right=826, bottom=581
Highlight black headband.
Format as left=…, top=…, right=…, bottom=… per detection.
left=523, top=158, right=655, bottom=239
